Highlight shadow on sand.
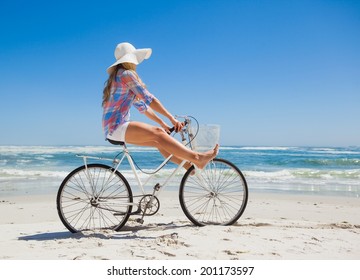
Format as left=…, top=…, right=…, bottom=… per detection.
left=18, top=222, right=191, bottom=241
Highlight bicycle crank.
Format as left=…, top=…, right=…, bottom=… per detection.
left=139, top=194, right=160, bottom=216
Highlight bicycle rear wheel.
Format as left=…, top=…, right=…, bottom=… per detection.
left=57, top=164, right=133, bottom=233
left=179, top=158, right=248, bottom=226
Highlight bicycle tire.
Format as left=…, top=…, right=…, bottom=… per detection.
left=179, top=158, right=248, bottom=226
left=57, top=163, right=133, bottom=233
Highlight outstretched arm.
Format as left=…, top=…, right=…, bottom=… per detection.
left=149, top=97, right=183, bottom=132
left=144, top=107, right=171, bottom=133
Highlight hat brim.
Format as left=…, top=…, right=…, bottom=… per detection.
left=106, top=48, right=152, bottom=74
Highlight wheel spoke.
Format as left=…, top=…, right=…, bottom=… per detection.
left=180, top=158, right=248, bottom=226
left=57, top=164, right=133, bottom=232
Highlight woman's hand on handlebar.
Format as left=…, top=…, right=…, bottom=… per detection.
left=172, top=119, right=184, bottom=132
left=161, top=123, right=173, bottom=134
left=164, top=119, right=186, bottom=134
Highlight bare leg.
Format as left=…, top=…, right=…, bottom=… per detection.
left=125, top=122, right=218, bottom=169
left=157, top=147, right=194, bottom=170
left=136, top=140, right=193, bottom=170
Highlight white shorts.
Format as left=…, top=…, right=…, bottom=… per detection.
left=107, top=122, right=130, bottom=142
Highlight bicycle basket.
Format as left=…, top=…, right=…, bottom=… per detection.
left=190, top=124, right=220, bottom=151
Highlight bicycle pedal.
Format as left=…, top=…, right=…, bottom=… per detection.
left=135, top=218, right=144, bottom=224
left=154, top=183, right=161, bottom=191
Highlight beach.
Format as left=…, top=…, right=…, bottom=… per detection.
left=1, top=145, right=360, bottom=261
left=1, top=190, right=359, bottom=260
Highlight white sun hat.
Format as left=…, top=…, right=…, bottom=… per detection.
left=106, top=42, right=152, bottom=74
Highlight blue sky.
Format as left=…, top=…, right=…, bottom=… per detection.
left=0, top=0, right=359, bottom=147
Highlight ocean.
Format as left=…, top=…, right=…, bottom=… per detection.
left=0, top=145, right=359, bottom=197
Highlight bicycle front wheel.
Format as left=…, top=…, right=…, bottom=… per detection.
left=57, top=164, right=133, bottom=233
left=179, top=158, right=248, bottom=226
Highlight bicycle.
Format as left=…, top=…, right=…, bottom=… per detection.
left=56, top=116, right=248, bottom=233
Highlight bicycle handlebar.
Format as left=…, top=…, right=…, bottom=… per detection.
left=168, top=120, right=188, bottom=134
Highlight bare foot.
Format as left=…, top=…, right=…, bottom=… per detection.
left=195, top=144, right=219, bottom=169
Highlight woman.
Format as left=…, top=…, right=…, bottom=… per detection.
left=102, top=42, right=218, bottom=170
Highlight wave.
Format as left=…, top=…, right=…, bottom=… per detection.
left=291, top=169, right=360, bottom=179
left=220, top=146, right=360, bottom=155
left=221, top=146, right=295, bottom=151
left=0, top=145, right=318, bottom=154
left=303, top=158, right=360, bottom=167
left=243, top=168, right=360, bottom=196
left=1, top=166, right=359, bottom=196
left=2, top=165, right=359, bottom=182
left=0, top=166, right=182, bottom=181
left=0, top=168, right=69, bottom=178
left=310, top=149, right=360, bottom=155
left=0, top=145, right=118, bottom=154
left=244, top=169, right=360, bottom=181
left=0, top=145, right=159, bottom=156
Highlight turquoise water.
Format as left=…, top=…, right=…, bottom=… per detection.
left=0, top=146, right=359, bottom=197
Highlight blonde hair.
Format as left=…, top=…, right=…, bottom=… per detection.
left=102, top=63, right=145, bottom=106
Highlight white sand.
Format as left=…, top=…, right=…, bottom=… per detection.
left=0, top=191, right=359, bottom=260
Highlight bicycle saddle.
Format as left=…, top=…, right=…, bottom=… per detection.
left=106, top=139, right=125, bottom=146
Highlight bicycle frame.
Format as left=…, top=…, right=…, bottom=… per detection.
left=77, top=144, right=187, bottom=198
left=75, top=116, right=213, bottom=216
